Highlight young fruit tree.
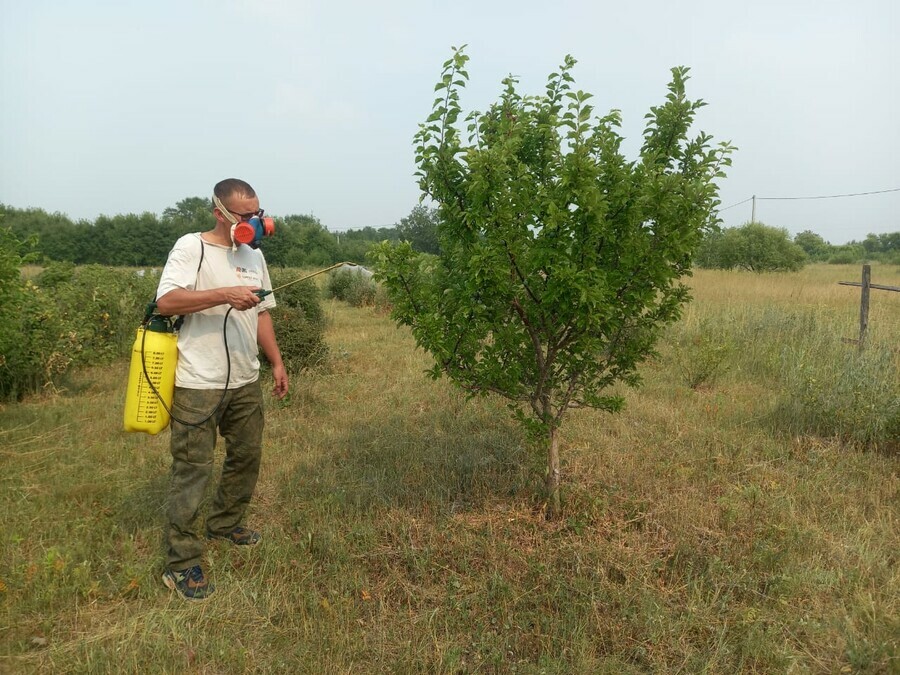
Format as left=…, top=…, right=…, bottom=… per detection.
left=372, top=48, right=733, bottom=518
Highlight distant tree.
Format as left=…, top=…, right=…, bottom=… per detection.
left=161, top=196, right=216, bottom=236
left=859, top=231, right=900, bottom=258
left=861, top=234, right=881, bottom=256
left=373, top=50, right=732, bottom=517
left=880, top=232, right=900, bottom=252
left=698, top=222, right=806, bottom=272
left=264, top=214, right=340, bottom=267
left=334, top=226, right=401, bottom=264
left=0, top=205, right=84, bottom=263
left=396, top=205, right=441, bottom=254
left=694, top=228, right=725, bottom=269
left=794, top=230, right=831, bottom=261
left=88, top=212, right=167, bottom=266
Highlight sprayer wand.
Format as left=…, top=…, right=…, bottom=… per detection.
left=254, top=261, right=359, bottom=299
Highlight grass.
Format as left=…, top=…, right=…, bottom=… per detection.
left=1, top=264, right=898, bottom=672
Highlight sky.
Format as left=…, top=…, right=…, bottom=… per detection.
left=1, top=0, right=897, bottom=245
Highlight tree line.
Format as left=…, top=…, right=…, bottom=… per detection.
left=2, top=199, right=895, bottom=273
left=0, top=199, right=441, bottom=268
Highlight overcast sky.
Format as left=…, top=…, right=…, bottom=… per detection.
left=1, top=0, right=897, bottom=244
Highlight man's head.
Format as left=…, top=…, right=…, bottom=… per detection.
left=212, top=178, right=274, bottom=248
left=212, top=178, right=260, bottom=226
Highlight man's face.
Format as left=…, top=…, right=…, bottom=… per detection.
left=216, top=194, right=261, bottom=225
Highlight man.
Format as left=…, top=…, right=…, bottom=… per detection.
left=155, top=178, right=288, bottom=601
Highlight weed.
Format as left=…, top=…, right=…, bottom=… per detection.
left=669, top=318, right=733, bottom=389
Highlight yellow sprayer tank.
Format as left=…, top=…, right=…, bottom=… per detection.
left=123, top=326, right=178, bottom=434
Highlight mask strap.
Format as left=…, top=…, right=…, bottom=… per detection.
left=213, top=195, right=241, bottom=250
left=213, top=195, right=239, bottom=225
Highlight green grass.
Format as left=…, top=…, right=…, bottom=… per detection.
left=1, top=265, right=898, bottom=672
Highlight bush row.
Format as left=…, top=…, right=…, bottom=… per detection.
left=0, top=230, right=328, bottom=401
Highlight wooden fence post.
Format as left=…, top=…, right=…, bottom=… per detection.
left=838, top=268, right=900, bottom=347
left=858, top=264, right=870, bottom=351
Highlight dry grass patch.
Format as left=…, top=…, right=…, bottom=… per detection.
left=1, top=266, right=898, bottom=672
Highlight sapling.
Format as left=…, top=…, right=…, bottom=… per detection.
left=373, top=48, right=733, bottom=518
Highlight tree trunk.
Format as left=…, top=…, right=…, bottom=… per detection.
left=545, top=425, right=560, bottom=520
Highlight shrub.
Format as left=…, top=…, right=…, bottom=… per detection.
left=36, top=261, right=76, bottom=288
left=267, top=271, right=325, bottom=325
left=828, top=251, right=858, bottom=265
left=265, top=305, right=329, bottom=374
left=0, top=255, right=331, bottom=398
left=827, top=244, right=865, bottom=265
left=0, top=228, right=70, bottom=400
left=343, top=278, right=376, bottom=307
left=47, top=265, right=158, bottom=365
left=697, top=222, right=806, bottom=272
left=264, top=270, right=329, bottom=373
left=326, top=269, right=376, bottom=307
left=325, top=269, right=354, bottom=300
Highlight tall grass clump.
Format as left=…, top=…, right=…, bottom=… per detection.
left=668, top=269, right=899, bottom=450
left=774, top=339, right=899, bottom=449
left=667, top=316, right=734, bottom=389
left=722, top=307, right=899, bottom=449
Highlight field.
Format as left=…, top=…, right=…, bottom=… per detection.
left=1, top=264, right=898, bottom=673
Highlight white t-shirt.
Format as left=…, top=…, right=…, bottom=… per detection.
left=156, top=233, right=277, bottom=389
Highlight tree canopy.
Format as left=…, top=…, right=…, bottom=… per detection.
left=373, top=49, right=733, bottom=516
left=396, top=205, right=441, bottom=255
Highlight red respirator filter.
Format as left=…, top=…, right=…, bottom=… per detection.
left=232, top=216, right=275, bottom=246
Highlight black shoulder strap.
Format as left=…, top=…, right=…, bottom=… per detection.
left=196, top=236, right=205, bottom=282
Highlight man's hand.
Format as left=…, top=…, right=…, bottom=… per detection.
left=223, top=286, right=262, bottom=311
left=271, top=364, right=289, bottom=399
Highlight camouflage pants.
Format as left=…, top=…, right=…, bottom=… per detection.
left=165, top=380, right=264, bottom=570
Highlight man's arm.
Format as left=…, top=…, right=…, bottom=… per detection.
left=258, top=310, right=288, bottom=399
left=156, top=286, right=261, bottom=315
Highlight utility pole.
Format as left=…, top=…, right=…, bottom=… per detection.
left=751, top=195, right=757, bottom=223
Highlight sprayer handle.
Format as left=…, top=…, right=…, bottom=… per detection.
left=254, top=289, right=272, bottom=299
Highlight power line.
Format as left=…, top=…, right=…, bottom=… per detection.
left=757, top=187, right=900, bottom=201
left=718, top=197, right=753, bottom=212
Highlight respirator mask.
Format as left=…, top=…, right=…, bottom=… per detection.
left=213, top=195, right=275, bottom=249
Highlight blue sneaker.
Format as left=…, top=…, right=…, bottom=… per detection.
left=162, top=565, right=215, bottom=601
